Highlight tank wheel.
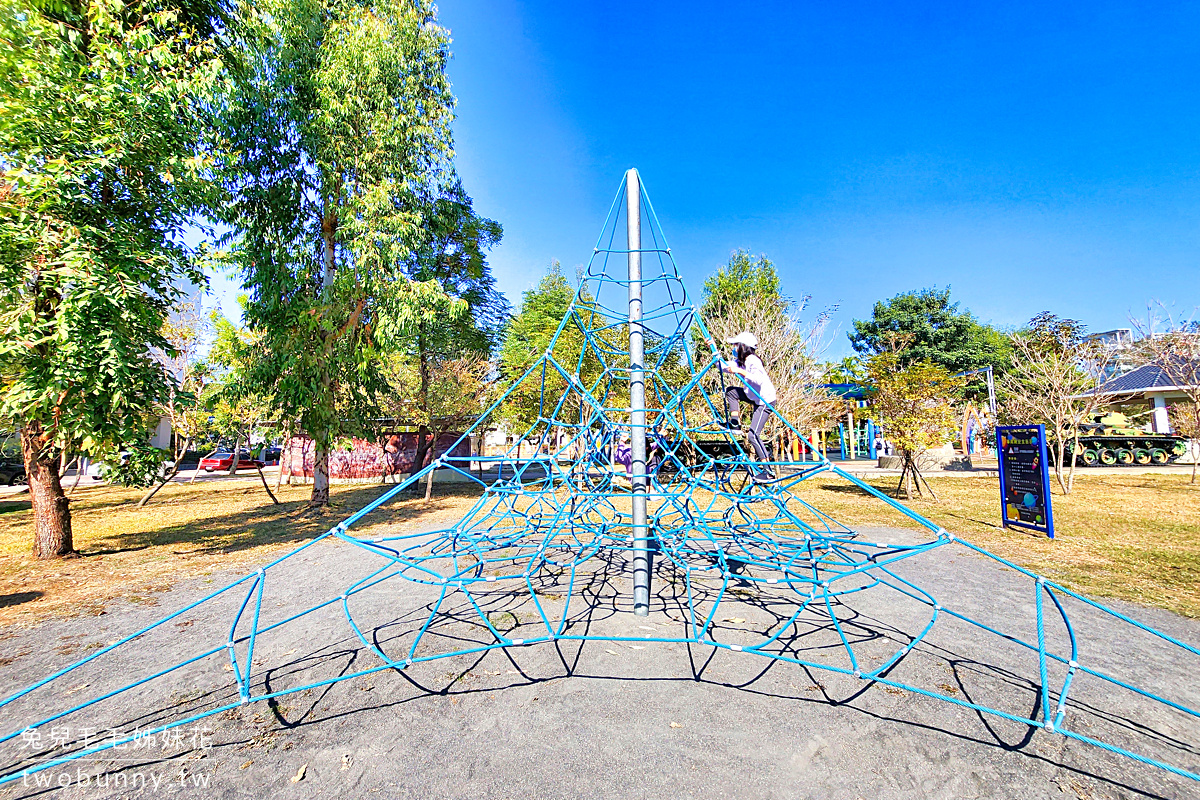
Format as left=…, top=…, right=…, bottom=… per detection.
left=1133, top=448, right=1151, bottom=465
left=1149, top=448, right=1168, bottom=465
left=1079, top=449, right=1098, bottom=466
left=1115, top=448, right=1134, bottom=465
left=1098, top=448, right=1117, bottom=466
left=1171, top=441, right=1188, bottom=456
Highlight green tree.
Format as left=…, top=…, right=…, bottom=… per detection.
left=700, top=250, right=784, bottom=315
left=850, top=289, right=1011, bottom=396
left=998, top=316, right=1115, bottom=495
left=498, top=263, right=599, bottom=434
left=697, top=250, right=836, bottom=433
left=204, top=311, right=280, bottom=501
left=382, top=352, right=497, bottom=497
left=866, top=353, right=963, bottom=500
left=395, top=182, right=507, bottom=479
left=217, top=0, right=460, bottom=506
left=137, top=303, right=214, bottom=507
left=0, top=0, right=225, bottom=556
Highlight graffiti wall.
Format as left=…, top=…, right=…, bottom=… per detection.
left=283, top=432, right=470, bottom=481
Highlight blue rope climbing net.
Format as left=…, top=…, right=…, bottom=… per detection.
left=1, top=173, right=1197, bottom=786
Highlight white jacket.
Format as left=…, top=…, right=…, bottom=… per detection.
left=741, top=354, right=777, bottom=404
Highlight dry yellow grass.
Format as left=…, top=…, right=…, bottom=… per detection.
left=0, top=471, right=1196, bottom=630
left=0, top=479, right=481, bottom=629
left=791, top=473, right=1200, bottom=618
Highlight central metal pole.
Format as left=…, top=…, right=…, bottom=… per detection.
left=627, top=168, right=651, bottom=617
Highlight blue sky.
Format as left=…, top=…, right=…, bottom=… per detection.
left=210, top=0, right=1200, bottom=359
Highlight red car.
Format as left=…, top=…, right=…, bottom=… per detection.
left=199, top=451, right=266, bottom=472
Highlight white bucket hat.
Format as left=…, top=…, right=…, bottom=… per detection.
left=725, top=331, right=758, bottom=348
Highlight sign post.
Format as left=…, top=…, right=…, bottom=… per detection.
left=996, top=424, right=1055, bottom=539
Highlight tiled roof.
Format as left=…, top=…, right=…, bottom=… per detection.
left=1101, top=362, right=1198, bottom=394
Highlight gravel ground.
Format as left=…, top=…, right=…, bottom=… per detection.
left=0, top=525, right=1196, bottom=800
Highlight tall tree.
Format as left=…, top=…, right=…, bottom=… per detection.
left=498, top=262, right=599, bottom=434
left=218, top=0, right=460, bottom=506
left=699, top=250, right=785, bottom=316
left=999, top=316, right=1115, bottom=495
left=0, top=0, right=225, bottom=556
left=850, top=288, right=1011, bottom=394
left=698, top=250, right=837, bottom=433
left=395, top=182, right=507, bottom=479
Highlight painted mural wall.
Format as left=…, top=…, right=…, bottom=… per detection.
left=282, top=432, right=470, bottom=481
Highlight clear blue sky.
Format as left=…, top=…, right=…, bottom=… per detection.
left=210, top=0, right=1200, bottom=359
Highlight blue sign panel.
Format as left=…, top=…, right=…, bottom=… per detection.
left=996, top=424, right=1055, bottom=539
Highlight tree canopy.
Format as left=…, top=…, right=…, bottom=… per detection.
left=498, top=263, right=601, bottom=434
left=849, top=288, right=1011, bottom=378
left=698, top=250, right=836, bottom=433
left=217, top=0, right=462, bottom=505
left=0, top=0, right=227, bottom=555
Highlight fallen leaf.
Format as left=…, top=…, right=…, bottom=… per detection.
left=341, top=754, right=352, bottom=771
left=605, top=649, right=619, bottom=655
left=291, top=763, right=307, bottom=783
left=222, top=664, right=233, bottom=672
left=282, top=649, right=297, bottom=656
left=506, top=670, right=519, bottom=675
left=628, top=645, right=644, bottom=650
left=239, top=761, right=252, bottom=770
left=721, top=617, right=746, bottom=624
left=483, top=670, right=501, bottom=676
left=65, top=683, right=89, bottom=695
left=669, top=721, right=683, bottom=728
left=637, top=625, right=656, bottom=631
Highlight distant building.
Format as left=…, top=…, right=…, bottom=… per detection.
left=1084, top=328, right=1136, bottom=381
left=1099, top=361, right=1199, bottom=433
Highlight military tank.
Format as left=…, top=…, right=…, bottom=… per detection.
left=1073, top=411, right=1189, bottom=466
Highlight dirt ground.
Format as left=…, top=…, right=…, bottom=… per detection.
left=0, top=521, right=1196, bottom=799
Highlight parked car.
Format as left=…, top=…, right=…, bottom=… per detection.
left=0, top=457, right=26, bottom=486
left=198, top=452, right=266, bottom=472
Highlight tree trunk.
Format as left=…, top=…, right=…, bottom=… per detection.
left=22, top=425, right=74, bottom=559
left=257, top=466, right=280, bottom=504
left=896, top=454, right=914, bottom=500
left=1052, top=435, right=1068, bottom=494
left=66, top=456, right=84, bottom=496
left=1065, top=431, right=1080, bottom=495
left=228, top=435, right=242, bottom=476
left=138, top=436, right=190, bottom=508
left=408, top=426, right=433, bottom=484
left=191, top=447, right=219, bottom=484
left=275, top=424, right=292, bottom=491
left=311, top=443, right=330, bottom=506
left=424, top=460, right=436, bottom=501
left=308, top=196, right=338, bottom=508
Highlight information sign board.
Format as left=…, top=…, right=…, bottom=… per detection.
left=996, top=424, right=1055, bottom=539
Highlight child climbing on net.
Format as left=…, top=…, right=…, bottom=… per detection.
left=722, top=331, right=777, bottom=482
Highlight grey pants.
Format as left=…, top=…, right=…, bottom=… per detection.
left=724, top=386, right=772, bottom=462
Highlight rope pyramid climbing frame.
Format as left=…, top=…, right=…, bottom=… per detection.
left=1, top=170, right=1197, bottom=786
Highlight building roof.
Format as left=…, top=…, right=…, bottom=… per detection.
left=1100, top=362, right=1199, bottom=395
